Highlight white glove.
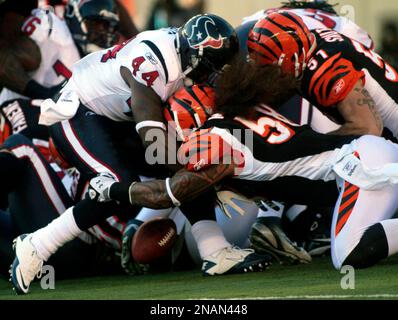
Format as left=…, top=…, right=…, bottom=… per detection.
left=88, top=173, right=117, bottom=202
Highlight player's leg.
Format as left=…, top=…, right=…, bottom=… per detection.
left=284, top=204, right=333, bottom=257
left=39, top=106, right=142, bottom=252
left=215, top=196, right=258, bottom=249
left=3, top=134, right=105, bottom=280
left=185, top=190, right=273, bottom=276
left=3, top=134, right=74, bottom=231
left=0, top=98, right=52, bottom=208
left=47, top=105, right=142, bottom=229
left=331, top=136, right=398, bottom=269
left=11, top=108, right=141, bottom=293
left=50, top=105, right=144, bottom=181
left=250, top=200, right=312, bottom=264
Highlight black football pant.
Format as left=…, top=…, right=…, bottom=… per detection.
left=49, top=105, right=146, bottom=238
left=0, top=134, right=109, bottom=279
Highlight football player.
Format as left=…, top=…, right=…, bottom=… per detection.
left=247, top=11, right=397, bottom=139
left=237, top=0, right=374, bottom=131
left=0, top=0, right=120, bottom=145
left=0, top=0, right=122, bottom=229
left=0, top=0, right=120, bottom=101
left=90, top=60, right=398, bottom=273
left=235, top=1, right=376, bottom=259
left=0, top=132, right=176, bottom=278
left=239, top=0, right=373, bottom=54
left=164, top=85, right=310, bottom=264
left=244, top=11, right=398, bottom=255
left=0, top=133, right=105, bottom=278
left=10, top=14, right=253, bottom=295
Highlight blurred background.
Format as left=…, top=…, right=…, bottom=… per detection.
left=130, top=0, right=398, bottom=66
left=3, top=0, right=398, bottom=65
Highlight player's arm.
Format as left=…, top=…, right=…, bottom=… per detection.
left=328, top=80, right=383, bottom=136
left=120, top=66, right=181, bottom=171
left=0, top=9, right=68, bottom=99
left=89, top=129, right=238, bottom=207
left=121, top=65, right=164, bottom=148
left=91, top=163, right=235, bottom=209
left=128, top=164, right=234, bottom=209
left=0, top=35, right=41, bottom=94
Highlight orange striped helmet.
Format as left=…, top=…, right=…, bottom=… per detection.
left=164, top=85, right=216, bottom=140
left=248, top=10, right=316, bottom=78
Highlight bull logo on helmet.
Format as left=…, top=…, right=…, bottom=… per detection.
left=187, top=16, right=224, bottom=49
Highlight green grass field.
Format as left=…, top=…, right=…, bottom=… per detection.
left=1, top=255, right=398, bottom=300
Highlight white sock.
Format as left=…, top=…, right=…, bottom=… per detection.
left=135, top=207, right=172, bottom=222
left=31, top=207, right=83, bottom=261
left=257, top=200, right=284, bottom=219
left=191, top=220, right=231, bottom=259
left=380, top=219, right=398, bottom=256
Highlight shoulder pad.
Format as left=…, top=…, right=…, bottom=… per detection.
left=307, top=52, right=364, bottom=106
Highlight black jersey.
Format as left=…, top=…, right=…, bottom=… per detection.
left=180, top=105, right=357, bottom=206
left=301, top=28, right=398, bottom=130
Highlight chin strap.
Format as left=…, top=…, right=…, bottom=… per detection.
left=175, top=29, right=204, bottom=78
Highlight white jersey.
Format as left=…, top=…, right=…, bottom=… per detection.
left=243, top=8, right=373, bottom=49
left=0, top=9, right=80, bottom=104
left=67, top=28, right=185, bottom=122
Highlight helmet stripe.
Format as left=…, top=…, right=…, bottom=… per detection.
left=185, top=86, right=206, bottom=109
left=185, top=86, right=208, bottom=120
left=264, top=17, right=302, bottom=53
left=173, top=97, right=199, bottom=127
left=247, top=37, right=279, bottom=61
left=278, top=11, right=308, bottom=36
left=252, top=26, right=283, bottom=51
left=278, top=11, right=311, bottom=49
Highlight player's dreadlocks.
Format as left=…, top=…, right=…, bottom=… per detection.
left=215, top=58, right=297, bottom=119
left=281, top=0, right=338, bottom=14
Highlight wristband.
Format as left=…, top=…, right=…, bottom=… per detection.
left=165, top=178, right=181, bottom=207
left=109, top=181, right=131, bottom=204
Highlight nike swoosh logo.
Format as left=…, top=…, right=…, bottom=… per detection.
left=17, top=267, right=29, bottom=292
left=225, top=257, right=244, bottom=263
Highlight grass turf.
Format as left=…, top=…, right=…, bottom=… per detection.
left=0, top=258, right=398, bottom=300
left=0, top=256, right=397, bottom=300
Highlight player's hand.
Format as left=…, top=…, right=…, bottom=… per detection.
left=88, top=173, right=117, bottom=202
left=121, top=219, right=149, bottom=275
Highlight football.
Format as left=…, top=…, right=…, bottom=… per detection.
left=132, top=218, right=178, bottom=264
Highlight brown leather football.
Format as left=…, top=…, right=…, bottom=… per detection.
left=132, top=218, right=178, bottom=264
